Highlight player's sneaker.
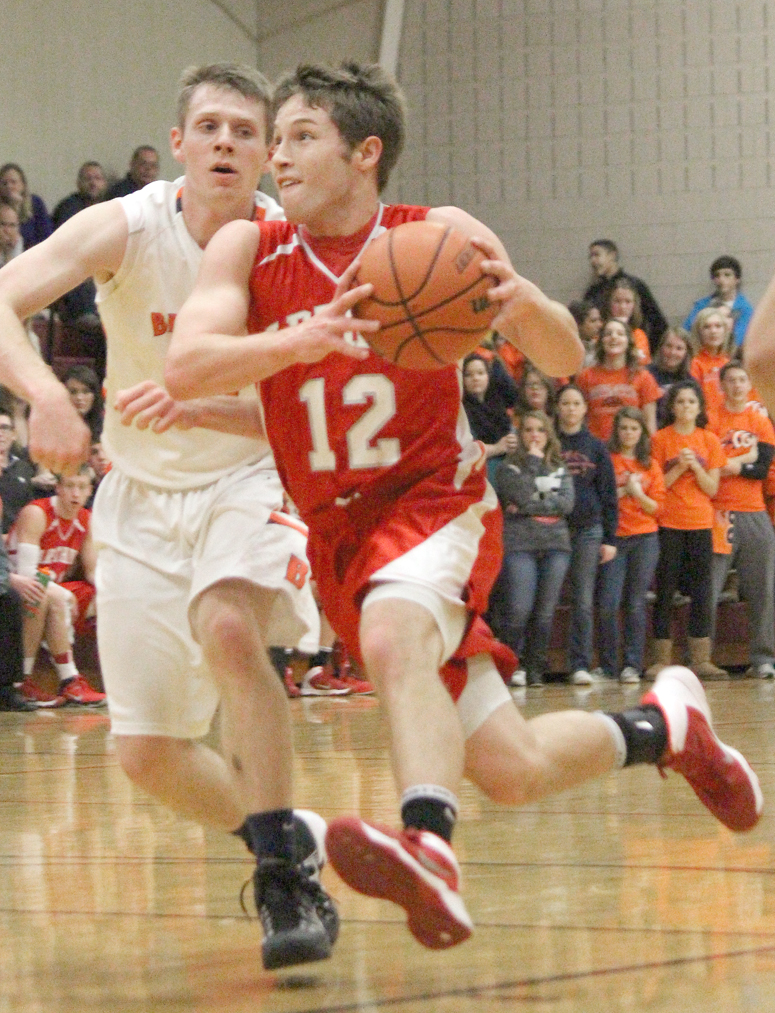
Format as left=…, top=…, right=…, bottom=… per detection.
left=337, top=672, right=375, bottom=695
left=325, top=816, right=473, bottom=950
left=283, top=666, right=301, bottom=698
left=59, top=675, right=107, bottom=707
left=300, top=666, right=352, bottom=696
left=18, top=677, right=65, bottom=708
left=236, top=810, right=340, bottom=946
left=641, top=665, right=763, bottom=832
left=293, top=809, right=339, bottom=945
left=253, top=858, right=332, bottom=970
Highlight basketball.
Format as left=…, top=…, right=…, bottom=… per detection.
left=353, top=220, right=500, bottom=370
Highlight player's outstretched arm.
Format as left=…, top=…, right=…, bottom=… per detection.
left=745, top=268, right=775, bottom=416
left=115, top=380, right=266, bottom=438
left=427, top=206, right=583, bottom=377
left=0, top=202, right=127, bottom=471
left=166, top=222, right=374, bottom=400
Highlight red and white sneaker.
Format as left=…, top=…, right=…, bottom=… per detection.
left=642, top=665, right=763, bottom=832
left=283, top=666, right=302, bottom=698
left=59, top=675, right=107, bottom=707
left=337, top=673, right=375, bottom=695
left=18, top=677, right=65, bottom=708
left=325, top=816, right=472, bottom=949
left=300, top=666, right=352, bottom=696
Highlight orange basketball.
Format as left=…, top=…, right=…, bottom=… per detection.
left=353, top=220, right=499, bottom=370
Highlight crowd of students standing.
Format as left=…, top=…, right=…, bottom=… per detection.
left=462, top=265, right=775, bottom=689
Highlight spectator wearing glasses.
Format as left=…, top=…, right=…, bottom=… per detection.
left=0, top=409, right=36, bottom=534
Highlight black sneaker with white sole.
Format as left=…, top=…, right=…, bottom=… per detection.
left=236, top=810, right=340, bottom=952
left=254, top=857, right=332, bottom=970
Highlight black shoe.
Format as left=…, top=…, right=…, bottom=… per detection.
left=526, top=671, right=544, bottom=687
left=235, top=811, right=340, bottom=945
left=0, top=685, right=37, bottom=711
left=293, top=813, right=340, bottom=945
left=254, top=858, right=332, bottom=970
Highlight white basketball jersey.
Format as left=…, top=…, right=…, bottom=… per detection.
left=96, top=178, right=284, bottom=490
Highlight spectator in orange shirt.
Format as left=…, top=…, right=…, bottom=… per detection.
left=474, top=330, right=527, bottom=387
left=690, top=306, right=734, bottom=415
left=576, top=319, right=659, bottom=441
left=649, top=381, right=727, bottom=680
left=598, top=408, right=665, bottom=683
left=707, top=362, right=775, bottom=679
left=603, top=278, right=651, bottom=365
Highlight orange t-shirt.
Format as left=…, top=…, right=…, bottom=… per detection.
left=610, top=453, right=664, bottom=536
left=690, top=349, right=729, bottom=414
left=632, top=327, right=651, bottom=365
left=650, top=425, right=727, bottom=530
left=576, top=365, right=661, bottom=441
left=707, top=403, right=775, bottom=512
left=474, top=339, right=527, bottom=386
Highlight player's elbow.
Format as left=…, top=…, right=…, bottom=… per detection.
left=164, top=350, right=198, bottom=401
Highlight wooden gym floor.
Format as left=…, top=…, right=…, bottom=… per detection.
left=2, top=677, right=775, bottom=1012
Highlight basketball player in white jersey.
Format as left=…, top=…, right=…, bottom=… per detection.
left=0, top=64, right=336, bottom=971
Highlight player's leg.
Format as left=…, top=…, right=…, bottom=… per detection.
left=20, top=585, right=48, bottom=680
left=326, top=583, right=474, bottom=950
left=192, top=578, right=294, bottom=814
left=43, top=582, right=105, bottom=705
left=362, top=593, right=465, bottom=792
left=98, top=541, right=245, bottom=825
left=189, top=467, right=333, bottom=968
left=462, top=655, right=761, bottom=831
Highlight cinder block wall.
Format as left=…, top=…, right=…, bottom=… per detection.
left=387, top=0, right=775, bottom=325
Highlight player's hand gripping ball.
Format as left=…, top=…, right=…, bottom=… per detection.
left=354, top=220, right=500, bottom=370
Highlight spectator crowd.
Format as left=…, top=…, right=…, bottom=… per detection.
left=466, top=239, right=775, bottom=688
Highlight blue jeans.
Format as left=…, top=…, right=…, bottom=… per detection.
left=597, top=532, right=660, bottom=676
left=567, top=523, right=603, bottom=672
left=500, top=549, right=570, bottom=678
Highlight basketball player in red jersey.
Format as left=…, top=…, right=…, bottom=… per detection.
left=8, top=466, right=103, bottom=707
left=169, top=62, right=763, bottom=951
left=0, top=64, right=337, bottom=971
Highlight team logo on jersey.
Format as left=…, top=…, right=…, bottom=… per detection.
left=151, top=312, right=176, bottom=336
left=721, top=428, right=756, bottom=452
left=285, top=554, right=310, bottom=589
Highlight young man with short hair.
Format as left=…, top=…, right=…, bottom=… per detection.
left=685, top=256, right=755, bottom=348
left=584, top=238, right=668, bottom=350
left=169, top=62, right=762, bottom=951
left=707, top=361, right=775, bottom=678
left=0, top=63, right=336, bottom=971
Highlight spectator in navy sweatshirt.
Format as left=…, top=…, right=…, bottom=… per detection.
left=556, top=384, right=618, bottom=686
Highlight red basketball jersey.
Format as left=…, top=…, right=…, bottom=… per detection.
left=10, top=497, right=90, bottom=583
left=250, top=204, right=487, bottom=526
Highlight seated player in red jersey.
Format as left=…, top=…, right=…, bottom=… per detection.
left=167, top=62, right=763, bottom=951
left=7, top=465, right=104, bottom=707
